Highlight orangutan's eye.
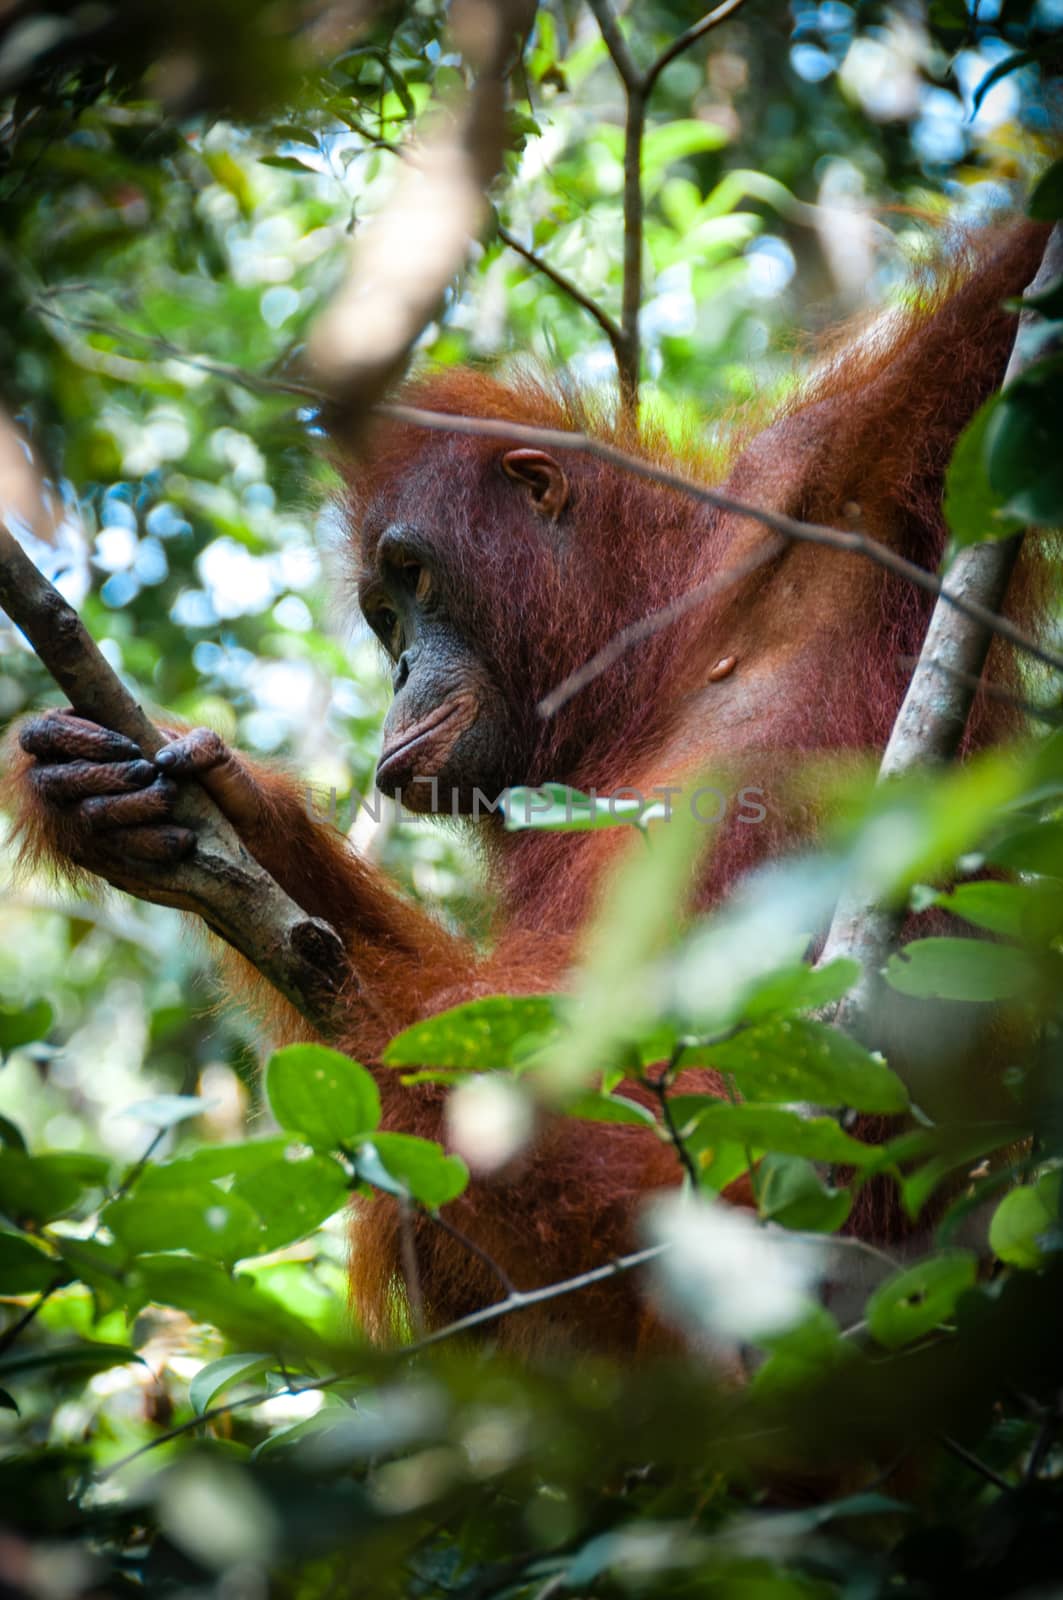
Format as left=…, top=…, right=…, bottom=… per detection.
left=373, top=607, right=400, bottom=655
left=399, top=561, right=431, bottom=605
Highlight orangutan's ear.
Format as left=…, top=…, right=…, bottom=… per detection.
left=502, top=449, right=569, bottom=521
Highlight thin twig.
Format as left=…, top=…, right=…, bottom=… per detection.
left=647, top=1048, right=700, bottom=1189
left=497, top=223, right=625, bottom=361
left=27, top=313, right=1055, bottom=700
left=789, top=1228, right=901, bottom=1276
left=19, top=319, right=1061, bottom=701
left=1026, top=1404, right=1058, bottom=1481
left=34, top=303, right=320, bottom=400
left=643, top=0, right=749, bottom=94
left=585, top=0, right=643, bottom=410
left=97, top=1240, right=670, bottom=1480
left=428, top=1209, right=517, bottom=1298
left=940, top=1433, right=1012, bottom=1493
left=379, top=402, right=1063, bottom=691
left=0, top=1275, right=68, bottom=1356
left=399, top=1198, right=426, bottom=1338
left=585, top=0, right=640, bottom=88
left=585, top=0, right=748, bottom=412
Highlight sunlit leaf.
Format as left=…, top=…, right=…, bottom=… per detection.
left=757, top=1154, right=852, bottom=1233
left=114, top=1094, right=215, bottom=1128
left=0, top=1152, right=110, bottom=1227
left=132, top=1255, right=333, bottom=1358
left=232, top=1154, right=350, bottom=1252
left=0, top=999, right=52, bottom=1054
left=189, top=1353, right=276, bottom=1415
left=0, top=1231, right=60, bottom=1294
left=357, top=1134, right=468, bottom=1208
left=266, top=1044, right=380, bottom=1149
left=0, top=1343, right=142, bottom=1381
left=384, top=997, right=561, bottom=1072
left=695, top=1020, right=908, bottom=1113
left=866, top=1253, right=977, bottom=1349
left=989, top=1173, right=1062, bottom=1268
left=884, top=937, right=1040, bottom=1001
left=675, top=1102, right=878, bottom=1167
left=103, top=1189, right=259, bottom=1266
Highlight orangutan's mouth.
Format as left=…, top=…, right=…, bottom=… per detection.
left=375, top=697, right=471, bottom=786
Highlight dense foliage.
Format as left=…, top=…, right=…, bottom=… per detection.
left=1, top=2, right=1063, bottom=1595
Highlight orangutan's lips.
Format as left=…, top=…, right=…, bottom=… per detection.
left=376, top=697, right=467, bottom=785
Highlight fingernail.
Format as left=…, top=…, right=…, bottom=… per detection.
left=155, top=749, right=176, bottom=768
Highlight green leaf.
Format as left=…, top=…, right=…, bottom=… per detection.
left=266, top=1044, right=380, bottom=1148
left=985, top=376, right=1063, bottom=524
left=751, top=1305, right=852, bottom=1395
left=898, top=1124, right=1017, bottom=1220
left=232, top=1153, right=349, bottom=1253
left=357, top=1134, right=468, bottom=1208
left=0, top=1117, right=26, bottom=1153
left=757, top=1155, right=852, bottom=1233
left=114, top=1094, right=215, bottom=1128
left=642, top=119, right=729, bottom=179
left=0, top=1389, right=17, bottom=1413
left=563, top=1092, right=657, bottom=1127
left=989, top=820, right=1063, bottom=878
left=103, top=1188, right=260, bottom=1265
left=703, top=1020, right=908, bottom=1113
left=384, top=996, right=560, bottom=1071
left=133, top=1254, right=332, bottom=1358
left=189, top=1352, right=275, bottom=1415
left=866, top=1252, right=977, bottom=1349
left=843, top=752, right=1029, bottom=903
left=0, top=999, right=53, bottom=1053
left=257, top=153, right=317, bottom=173
left=739, top=958, right=861, bottom=1023
left=0, top=1231, right=60, bottom=1293
left=139, top=1138, right=295, bottom=1185
left=1030, top=158, right=1063, bottom=222
left=0, top=1342, right=141, bottom=1381
left=542, top=793, right=706, bottom=1091
left=676, top=1102, right=879, bottom=1167
left=932, top=881, right=1046, bottom=940
left=503, top=784, right=655, bottom=833
left=989, top=1173, right=1061, bottom=1268
left=944, top=395, right=1024, bottom=548
left=884, top=937, right=1038, bottom=1001
left=0, top=1151, right=110, bottom=1226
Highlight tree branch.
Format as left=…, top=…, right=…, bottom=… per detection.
left=818, top=223, right=1063, bottom=1021
left=0, top=431, right=346, bottom=1035
left=585, top=0, right=641, bottom=90
left=585, top=0, right=644, bottom=412
left=585, top=0, right=747, bottom=415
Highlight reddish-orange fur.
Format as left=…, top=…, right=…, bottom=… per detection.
left=4, top=222, right=1048, bottom=1356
